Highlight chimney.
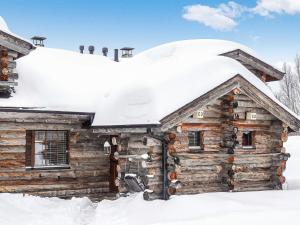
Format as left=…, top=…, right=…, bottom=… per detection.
left=88, top=45, right=95, bottom=54
left=79, top=45, right=84, bottom=54
left=114, top=49, right=119, bottom=62
left=31, top=36, right=46, bottom=47
left=120, top=47, right=134, bottom=58
left=102, top=47, right=108, bottom=57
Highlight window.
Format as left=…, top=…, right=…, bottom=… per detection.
left=26, top=130, right=69, bottom=168
left=188, top=131, right=203, bottom=150
left=242, top=131, right=254, bottom=148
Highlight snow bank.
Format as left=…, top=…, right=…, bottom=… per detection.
left=1, top=188, right=300, bottom=225
left=0, top=39, right=296, bottom=126
left=0, top=136, right=299, bottom=225
left=92, top=191, right=300, bottom=225
left=0, top=194, right=95, bottom=225
left=284, top=136, right=300, bottom=190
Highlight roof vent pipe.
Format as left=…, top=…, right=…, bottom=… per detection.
left=88, top=45, right=95, bottom=54
left=102, top=47, right=108, bottom=57
left=114, top=49, right=119, bottom=62
left=79, top=45, right=84, bottom=54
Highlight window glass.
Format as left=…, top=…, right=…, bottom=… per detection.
left=188, top=131, right=201, bottom=148
left=34, top=131, right=68, bottom=167
left=242, top=131, right=253, bottom=148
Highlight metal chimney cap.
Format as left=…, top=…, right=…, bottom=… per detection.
left=31, top=36, right=47, bottom=41
left=120, top=47, right=134, bottom=50
left=102, top=47, right=108, bottom=56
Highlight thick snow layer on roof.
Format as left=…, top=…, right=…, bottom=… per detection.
left=0, top=16, right=10, bottom=33
left=0, top=39, right=298, bottom=125
left=0, top=16, right=32, bottom=45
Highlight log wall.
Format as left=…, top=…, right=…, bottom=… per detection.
left=0, top=90, right=292, bottom=201
left=0, top=48, right=18, bottom=95
left=165, top=90, right=289, bottom=197
left=0, top=111, right=114, bottom=201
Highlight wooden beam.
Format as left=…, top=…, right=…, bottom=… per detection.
left=0, top=31, right=33, bottom=56
left=238, top=76, right=300, bottom=131
left=221, top=49, right=284, bottom=81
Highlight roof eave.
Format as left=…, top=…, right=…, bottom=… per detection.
left=220, top=49, right=284, bottom=81
left=0, top=30, right=35, bottom=56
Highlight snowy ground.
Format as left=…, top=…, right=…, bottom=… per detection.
left=0, top=136, right=299, bottom=225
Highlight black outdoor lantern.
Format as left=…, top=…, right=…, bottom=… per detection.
left=120, top=47, right=134, bottom=58
left=31, top=36, right=47, bottom=47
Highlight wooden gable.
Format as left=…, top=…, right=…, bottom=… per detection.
left=160, top=75, right=300, bottom=132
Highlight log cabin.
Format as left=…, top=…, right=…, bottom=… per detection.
left=0, top=17, right=299, bottom=201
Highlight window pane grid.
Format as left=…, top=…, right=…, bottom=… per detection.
left=188, top=131, right=201, bottom=147
left=34, top=131, right=68, bottom=167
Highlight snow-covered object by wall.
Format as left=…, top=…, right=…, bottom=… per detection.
left=0, top=39, right=296, bottom=126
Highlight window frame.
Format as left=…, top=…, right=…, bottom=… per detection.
left=188, top=130, right=204, bottom=151
left=26, top=130, right=70, bottom=169
left=242, top=131, right=255, bottom=149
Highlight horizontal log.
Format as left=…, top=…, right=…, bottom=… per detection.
left=178, top=173, right=221, bottom=183
left=176, top=183, right=228, bottom=194
left=233, top=171, right=271, bottom=182
left=0, top=181, right=109, bottom=193
left=0, top=176, right=109, bottom=186
left=0, top=146, right=25, bottom=153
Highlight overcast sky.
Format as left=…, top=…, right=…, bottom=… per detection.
left=1, top=0, right=300, bottom=65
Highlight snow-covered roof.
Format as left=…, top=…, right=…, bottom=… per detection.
left=0, top=16, right=33, bottom=48
left=0, top=16, right=10, bottom=33
left=0, top=38, right=298, bottom=126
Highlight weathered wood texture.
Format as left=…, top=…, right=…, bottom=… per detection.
left=165, top=90, right=288, bottom=197
left=0, top=30, right=33, bottom=55
left=113, top=88, right=292, bottom=200
left=0, top=49, right=18, bottom=92
left=0, top=112, right=114, bottom=201
left=160, top=75, right=300, bottom=132
left=220, top=49, right=284, bottom=81
left=116, top=133, right=163, bottom=198
left=0, top=88, right=293, bottom=201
